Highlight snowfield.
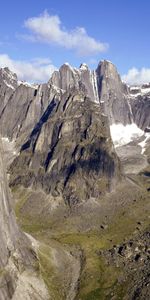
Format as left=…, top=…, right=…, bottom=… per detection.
left=110, top=123, right=144, bottom=147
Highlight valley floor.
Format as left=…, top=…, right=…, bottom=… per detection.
left=2, top=138, right=150, bottom=300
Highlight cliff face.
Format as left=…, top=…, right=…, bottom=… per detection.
left=96, top=60, right=133, bottom=125
left=0, top=61, right=149, bottom=146
left=9, top=89, right=120, bottom=207
left=129, top=85, right=150, bottom=130
left=0, top=68, right=64, bottom=148
left=0, top=137, right=49, bottom=300
left=49, top=63, right=99, bottom=102
left=0, top=138, right=19, bottom=270
left=1, top=60, right=149, bottom=208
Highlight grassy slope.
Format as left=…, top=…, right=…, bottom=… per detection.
left=11, top=175, right=150, bottom=300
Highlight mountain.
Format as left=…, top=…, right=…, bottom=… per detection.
left=1, top=60, right=150, bottom=143
left=0, top=60, right=150, bottom=299
left=9, top=82, right=121, bottom=207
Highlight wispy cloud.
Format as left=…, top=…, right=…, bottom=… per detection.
left=122, top=67, right=150, bottom=85
left=24, top=11, right=108, bottom=56
left=0, top=54, right=56, bottom=82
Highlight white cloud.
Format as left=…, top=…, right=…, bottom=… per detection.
left=0, top=54, right=56, bottom=82
left=24, top=11, right=108, bottom=56
left=122, top=67, right=150, bottom=85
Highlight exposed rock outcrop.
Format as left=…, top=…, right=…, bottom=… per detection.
left=0, top=137, right=49, bottom=299
left=9, top=89, right=121, bottom=207
left=49, top=62, right=99, bottom=102
left=129, top=92, right=150, bottom=130
left=96, top=60, right=133, bottom=125
left=0, top=60, right=149, bottom=148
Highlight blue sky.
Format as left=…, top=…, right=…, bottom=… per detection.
left=0, top=0, right=150, bottom=83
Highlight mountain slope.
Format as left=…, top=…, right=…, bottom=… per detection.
left=9, top=88, right=121, bottom=207
left=0, top=137, right=49, bottom=300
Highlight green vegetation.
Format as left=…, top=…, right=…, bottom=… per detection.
left=11, top=179, right=150, bottom=299
left=38, top=245, right=65, bottom=300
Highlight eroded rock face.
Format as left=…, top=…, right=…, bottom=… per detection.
left=9, top=89, right=121, bottom=207
left=0, top=138, right=49, bottom=299
left=0, top=137, right=25, bottom=298
left=96, top=60, right=133, bottom=125
left=0, top=138, right=20, bottom=267
left=129, top=93, right=150, bottom=130
left=0, top=61, right=149, bottom=147
left=0, top=68, right=17, bottom=116
left=0, top=69, right=65, bottom=149
left=49, top=63, right=99, bottom=102
left=0, top=82, right=58, bottom=146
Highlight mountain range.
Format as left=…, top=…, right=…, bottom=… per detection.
left=0, top=60, right=150, bottom=299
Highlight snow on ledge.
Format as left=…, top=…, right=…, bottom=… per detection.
left=138, top=133, right=150, bottom=154
left=110, top=123, right=144, bottom=147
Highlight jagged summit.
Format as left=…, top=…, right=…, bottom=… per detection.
left=0, top=59, right=150, bottom=145
left=98, top=59, right=115, bottom=66
left=0, top=66, right=17, bottom=80
left=0, top=67, right=18, bottom=90
left=79, top=63, right=89, bottom=71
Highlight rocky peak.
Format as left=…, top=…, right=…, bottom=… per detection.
left=0, top=67, right=18, bottom=122
left=96, top=60, right=132, bottom=125
left=49, top=63, right=83, bottom=93
left=0, top=59, right=149, bottom=148
left=79, top=63, right=89, bottom=71
left=0, top=67, right=18, bottom=90
left=49, top=62, right=99, bottom=103
left=97, top=60, right=118, bottom=75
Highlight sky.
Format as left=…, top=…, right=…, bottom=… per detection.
left=0, top=0, right=150, bottom=84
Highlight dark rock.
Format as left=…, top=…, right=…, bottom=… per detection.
left=9, top=90, right=121, bottom=207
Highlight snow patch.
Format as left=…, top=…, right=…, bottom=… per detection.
left=4, top=80, right=15, bottom=90
left=18, top=81, right=38, bottom=89
left=110, top=123, right=144, bottom=147
left=1, top=136, right=18, bottom=158
left=138, top=133, right=150, bottom=154
left=141, top=87, right=150, bottom=94
left=1, top=137, right=10, bottom=143
left=129, top=85, right=150, bottom=97
left=91, top=70, right=99, bottom=103
left=50, top=84, right=65, bottom=94
left=130, top=86, right=140, bottom=91
left=80, top=63, right=88, bottom=71
left=64, top=62, right=70, bottom=67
